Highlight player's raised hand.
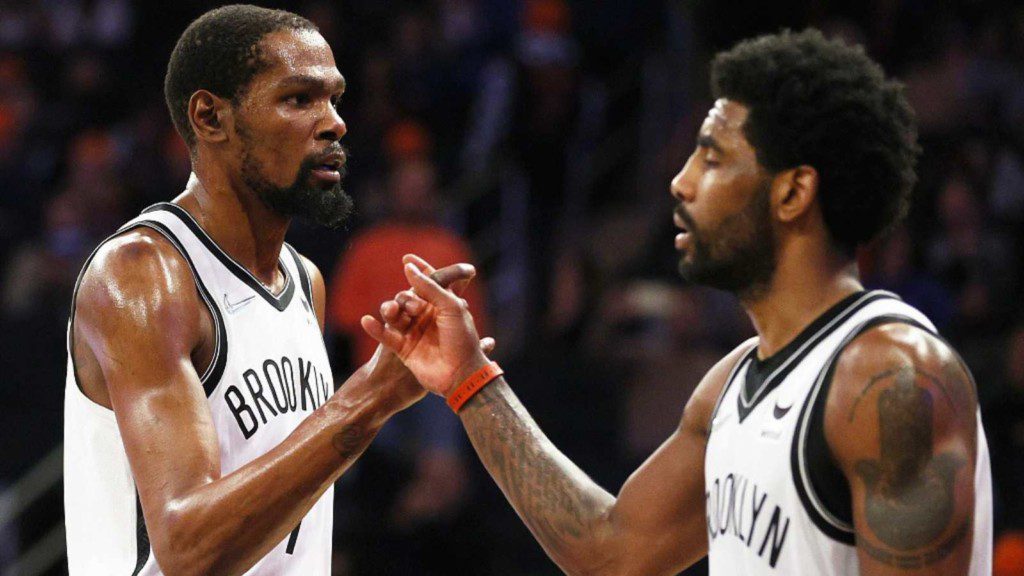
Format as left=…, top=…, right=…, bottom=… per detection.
left=361, top=254, right=491, bottom=397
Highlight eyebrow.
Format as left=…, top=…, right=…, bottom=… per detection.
left=278, top=74, right=346, bottom=92
left=697, top=134, right=725, bottom=154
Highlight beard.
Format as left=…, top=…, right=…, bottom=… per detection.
left=240, top=139, right=354, bottom=229
left=676, top=177, right=777, bottom=299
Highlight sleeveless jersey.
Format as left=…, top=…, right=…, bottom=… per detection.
left=64, top=202, right=335, bottom=575
left=704, top=290, right=992, bottom=575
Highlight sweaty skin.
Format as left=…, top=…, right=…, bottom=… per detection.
left=363, top=100, right=980, bottom=576
left=71, top=27, right=488, bottom=576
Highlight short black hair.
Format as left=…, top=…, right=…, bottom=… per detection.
left=711, top=29, right=920, bottom=255
left=164, top=4, right=317, bottom=150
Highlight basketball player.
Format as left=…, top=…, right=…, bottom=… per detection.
left=62, top=5, right=486, bottom=575
left=363, top=30, right=993, bottom=575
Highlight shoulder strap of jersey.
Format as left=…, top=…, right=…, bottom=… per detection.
left=140, top=202, right=296, bottom=311
left=790, top=312, right=935, bottom=545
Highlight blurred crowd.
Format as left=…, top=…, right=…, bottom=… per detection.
left=1, top=0, right=1023, bottom=574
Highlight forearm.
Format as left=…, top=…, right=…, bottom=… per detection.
left=150, top=365, right=397, bottom=575
left=459, top=378, right=618, bottom=574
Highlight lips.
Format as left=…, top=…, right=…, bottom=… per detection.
left=315, top=151, right=345, bottom=172
left=674, top=208, right=692, bottom=251
left=673, top=211, right=689, bottom=233
left=311, top=150, right=346, bottom=184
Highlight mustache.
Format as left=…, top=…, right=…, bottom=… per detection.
left=315, top=143, right=347, bottom=163
left=301, top=144, right=349, bottom=178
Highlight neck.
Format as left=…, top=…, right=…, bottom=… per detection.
left=740, top=244, right=862, bottom=359
left=174, top=167, right=291, bottom=289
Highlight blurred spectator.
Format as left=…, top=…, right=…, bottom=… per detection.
left=995, top=530, right=1024, bottom=576
left=461, top=0, right=585, bottom=332
left=927, top=175, right=1017, bottom=334
left=609, top=281, right=723, bottom=461
left=863, top=226, right=955, bottom=332
left=328, top=156, right=489, bottom=365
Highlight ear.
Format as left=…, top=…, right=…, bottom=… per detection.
left=187, top=90, right=232, bottom=147
left=772, top=165, right=819, bottom=223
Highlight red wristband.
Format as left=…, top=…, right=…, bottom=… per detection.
left=446, top=362, right=503, bottom=413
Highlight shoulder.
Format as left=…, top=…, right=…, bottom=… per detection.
left=76, top=227, right=205, bottom=348
left=826, top=322, right=976, bottom=422
left=680, top=336, right=759, bottom=437
left=824, top=322, right=978, bottom=468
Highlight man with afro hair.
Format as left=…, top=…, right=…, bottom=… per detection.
left=362, top=28, right=993, bottom=576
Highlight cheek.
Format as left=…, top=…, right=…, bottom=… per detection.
left=691, top=172, right=735, bottom=228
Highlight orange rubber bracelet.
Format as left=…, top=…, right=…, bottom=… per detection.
left=447, top=362, right=503, bottom=413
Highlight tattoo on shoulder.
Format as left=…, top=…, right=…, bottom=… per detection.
left=850, top=364, right=971, bottom=567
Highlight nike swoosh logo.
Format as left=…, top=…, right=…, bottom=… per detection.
left=773, top=402, right=793, bottom=419
left=224, top=293, right=256, bottom=314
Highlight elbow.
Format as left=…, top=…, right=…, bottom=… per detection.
left=560, top=554, right=622, bottom=576
left=552, top=528, right=622, bottom=576
left=147, top=506, right=221, bottom=576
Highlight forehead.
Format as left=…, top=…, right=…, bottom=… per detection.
left=255, top=28, right=343, bottom=88
left=699, top=99, right=750, bottom=143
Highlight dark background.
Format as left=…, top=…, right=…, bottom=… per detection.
left=1, top=0, right=1023, bottom=574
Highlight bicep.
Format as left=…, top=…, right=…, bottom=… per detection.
left=75, top=236, right=222, bottom=532
left=604, top=343, right=752, bottom=575
left=609, top=417, right=709, bottom=574
left=825, top=326, right=978, bottom=575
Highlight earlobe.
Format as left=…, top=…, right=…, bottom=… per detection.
left=188, top=90, right=229, bottom=146
left=775, top=165, right=818, bottom=223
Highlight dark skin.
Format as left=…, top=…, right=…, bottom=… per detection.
left=364, top=100, right=980, bottom=575
left=72, top=29, right=488, bottom=576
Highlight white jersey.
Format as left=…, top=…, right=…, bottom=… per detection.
left=64, top=202, right=335, bottom=575
left=704, top=290, right=992, bottom=575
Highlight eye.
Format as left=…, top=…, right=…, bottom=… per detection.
left=330, top=94, right=343, bottom=109
left=703, top=156, right=720, bottom=168
left=286, top=93, right=312, bottom=106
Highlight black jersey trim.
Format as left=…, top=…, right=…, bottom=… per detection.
left=67, top=220, right=227, bottom=399
left=284, top=243, right=314, bottom=308
left=143, top=202, right=295, bottom=311
left=791, top=313, right=934, bottom=546
left=136, top=220, right=228, bottom=396
left=132, top=490, right=151, bottom=576
left=708, top=340, right=759, bottom=431
left=736, top=291, right=900, bottom=423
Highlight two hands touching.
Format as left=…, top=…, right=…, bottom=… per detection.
left=361, top=254, right=494, bottom=404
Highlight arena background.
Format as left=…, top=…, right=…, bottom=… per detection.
left=1, top=0, right=1023, bottom=574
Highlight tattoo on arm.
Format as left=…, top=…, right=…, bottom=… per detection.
left=460, top=380, right=614, bottom=561
left=331, top=425, right=369, bottom=460
left=850, top=365, right=970, bottom=568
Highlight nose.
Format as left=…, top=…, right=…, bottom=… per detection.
left=317, top=104, right=347, bottom=142
left=671, top=155, right=698, bottom=202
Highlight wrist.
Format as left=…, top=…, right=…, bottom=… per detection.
left=446, top=351, right=492, bottom=397
left=446, top=360, right=503, bottom=412
left=336, top=360, right=413, bottom=427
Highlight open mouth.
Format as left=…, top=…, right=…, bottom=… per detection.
left=311, top=152, right=345, bottom=182
left=674, top=210, right=691, bottom=250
